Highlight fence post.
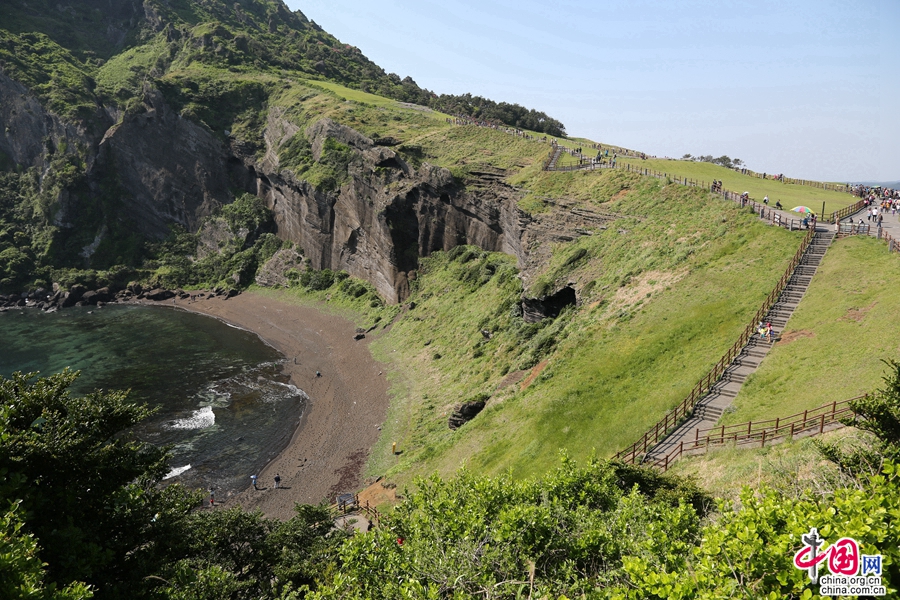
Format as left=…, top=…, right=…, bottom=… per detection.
left=761, top=429, right=767, bottom=448
left=789, top=422, right=794, bottom=440
left=819, top=413, right=825, bottom=434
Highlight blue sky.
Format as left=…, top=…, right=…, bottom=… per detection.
left=287, top=0, right=899, bottom=183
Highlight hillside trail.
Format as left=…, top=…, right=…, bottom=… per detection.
left=844, top=204, right=900, bottom=239
left=642, top=226, right=836, bottom=465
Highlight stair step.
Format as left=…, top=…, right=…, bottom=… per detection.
left=723, top=373, right=748, bottom=384
left=694, top=407, right=723, bottom=420
left=635, top=228, right=835, bottom=467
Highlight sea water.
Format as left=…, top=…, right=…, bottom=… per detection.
left=0, top=304, right=306, bottom=497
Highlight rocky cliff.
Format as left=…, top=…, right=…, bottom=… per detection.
left=232, top=115, right=530, bottom=302
left=1, top=64, right=611, bottom=304
left=0, top=71, right=529, bottom=302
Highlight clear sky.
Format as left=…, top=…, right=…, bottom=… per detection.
left=286, top=0, right=899, bottom=183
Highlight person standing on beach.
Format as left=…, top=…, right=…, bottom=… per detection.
left=274, top=474, right=281, bottom=489
left=251, top=475, right=258, bottom=490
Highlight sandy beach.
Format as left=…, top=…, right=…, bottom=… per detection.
left=162, top=291, right=389, bottom=520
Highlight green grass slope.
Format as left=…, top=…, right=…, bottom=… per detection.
left=367, top=169, right=801, bottom=485
left=667, top=428, right=861, bottom=501
left=722, top=235, right=900, bottom=425
left=618, top=157, right=856, bottom=216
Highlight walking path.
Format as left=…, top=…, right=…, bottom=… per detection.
left=641, top=229, right=836, bottom=466
left=842, top=205, right=900, bottom=242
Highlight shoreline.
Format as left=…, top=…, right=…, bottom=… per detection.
left=158, top=291, right=389, bottom=520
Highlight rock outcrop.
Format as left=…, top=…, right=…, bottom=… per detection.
left=1, top=71, right=599, bottom=305
left=96, top=90, right=231, bottom=237
left=234, top=116, right=528, bottom=303
left=448, top=398, right=488, bottom=430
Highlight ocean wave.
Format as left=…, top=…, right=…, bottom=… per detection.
left=168, top=406, right=215, bottom=430
left=270, top=380, right=309, bottom=400
left=164, top=464, right=192, bottom=479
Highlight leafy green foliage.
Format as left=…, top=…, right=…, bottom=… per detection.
left=847, top=359, right=900, bottom=452
left=149, top=194, right=280, bottom=289
left=156, top=73, right=270, bottom=147
left=313, top=456, right=703, bottom=599
left=429, top=93, right=566, bottom=136
left=0, top=369, right=347, bottom=600
left=0, top=502, right=92, bottom=600
left=295, top=268, right=348, bottom=291
left=158, top=505, right=345, bottom=600
left=301, top=138, right=355, bottom=192
left=0, top=370, right=198, bottom=598
left=615, top=463, right=900, bottom=599
left=0, top=30, right=97, bottom=120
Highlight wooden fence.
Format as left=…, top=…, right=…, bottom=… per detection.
left=831, top=199, right=867, bottom=224
left=836, top=216, right=900, bottom=255
left=644, top=397, right=860, bottom=471
left=329, top=494, right=384, bottom=525
left=614, top=226, right=817, bottom=465
left=883, top=230, right=900, bottom=253
left=539, top=142, right=856, bottom=198
left=837, top=222, right=872, bottom=237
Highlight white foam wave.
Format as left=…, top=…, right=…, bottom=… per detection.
left=168, top=406, right=215, bottom=430
left=164, top=464, right=192, bottom=479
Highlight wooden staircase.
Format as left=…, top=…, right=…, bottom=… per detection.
left=641, top=229, right=835, bottom=464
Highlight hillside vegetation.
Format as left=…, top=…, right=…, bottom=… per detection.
left=723, top=235, right=900, bottom=424
left=362, top=169, right=800, bottom=484
left=3, top=1, right=900, bottom=598
left=617, top=157, right=855, bottom=216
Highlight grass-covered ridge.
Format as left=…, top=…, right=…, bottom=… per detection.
left=617, top=156, right=856, bottom=216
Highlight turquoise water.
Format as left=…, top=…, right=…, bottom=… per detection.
left=0, top=304, right=306, bottom=497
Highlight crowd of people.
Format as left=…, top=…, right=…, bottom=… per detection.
left=853, top=184, right=893, bottom=199
left=860, top=185, right=899, bottom=208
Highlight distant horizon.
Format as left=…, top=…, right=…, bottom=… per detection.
left=289, top=0, right=899, bottom=183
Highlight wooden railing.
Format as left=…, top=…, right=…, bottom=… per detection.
left=883, top=230, right=900, bottom=253
left=644, top=397, right=860, bottom=471
left=831, top=199, right=867, bottom=224
left=837, top=222, right=872, bottom=237
left=614, top=226, right=818, bottom=465
left=329, top=494, right=384, bottom=526
left=836, top=216, right=900, bottom=255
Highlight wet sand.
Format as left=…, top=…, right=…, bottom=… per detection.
left=167, top=291, right=389, bottom=520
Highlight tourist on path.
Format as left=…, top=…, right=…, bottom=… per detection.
left=274, top=474, right=281, bottom=489
left=251, top=475, right=258, bottom=490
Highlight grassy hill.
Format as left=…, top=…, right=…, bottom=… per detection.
left=1, top=0, right=888, bottom=491
left=617, top=157, right=856, bottom=216
left=721, top=235, right=900, bottom=425
left=359, top=168, right=801, bottom=484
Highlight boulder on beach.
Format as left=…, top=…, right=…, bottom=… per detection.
left=145, top=288, right=176, bottom=301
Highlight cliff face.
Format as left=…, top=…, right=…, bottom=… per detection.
left=0, top=74, right=531, bottom=302
left=234, top=116, right=528, bottom=302
left=96, top=90, right=232, bottom=237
